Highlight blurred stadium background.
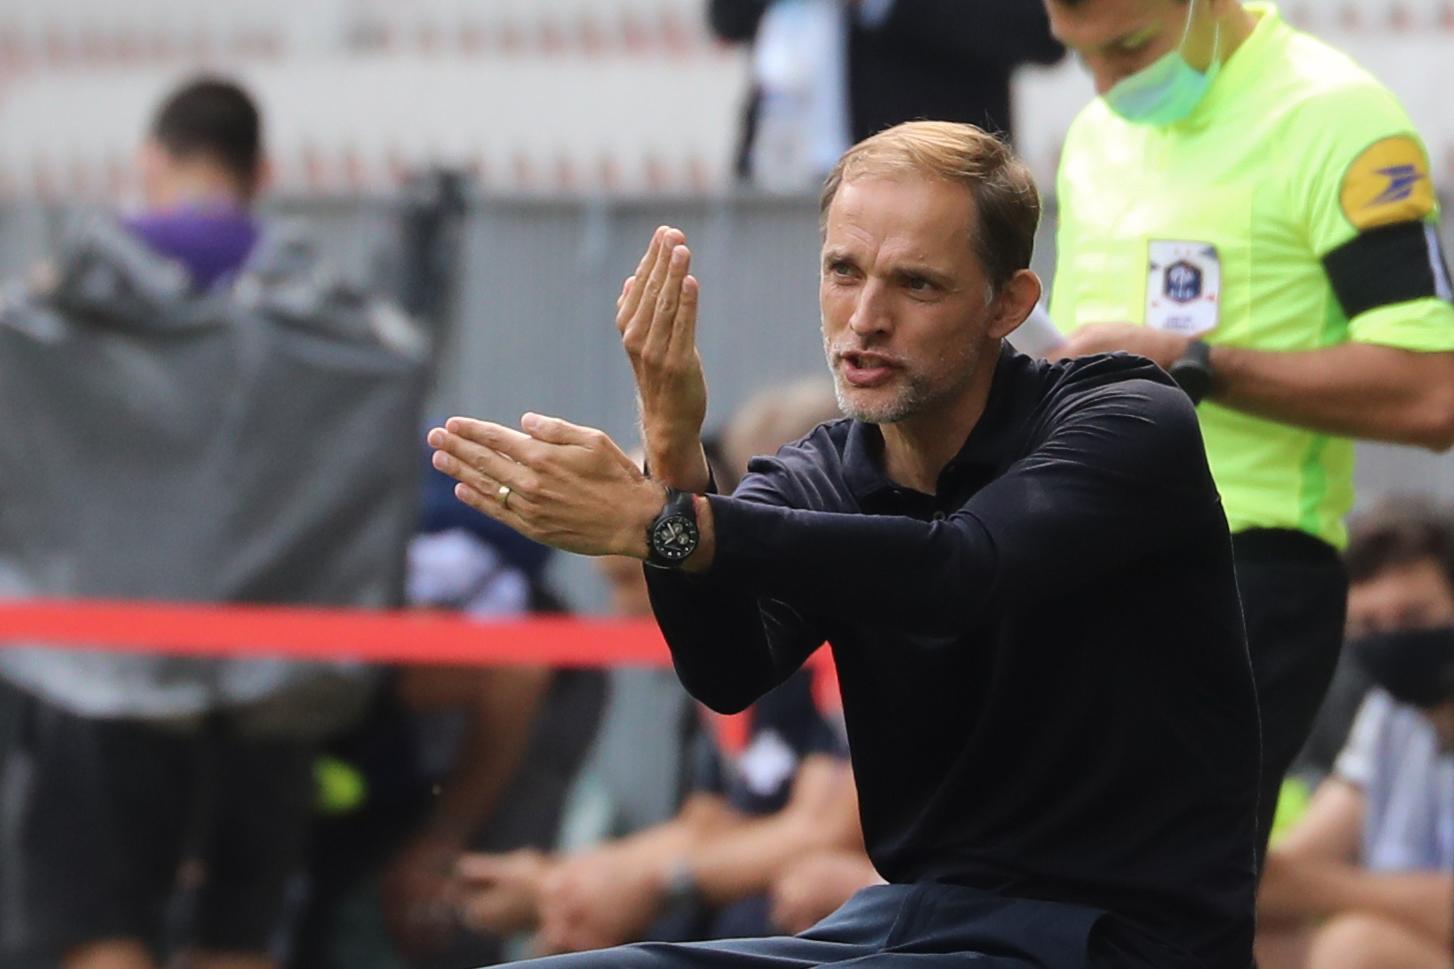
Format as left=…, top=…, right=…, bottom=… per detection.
left=2, top=8, right=1454, bottom=969
left=1, top=0, right=1452, bottom=606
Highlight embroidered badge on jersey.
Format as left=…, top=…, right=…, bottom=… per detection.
left=1340, top=136, right=1436, bottom=231
left=1146, top=240, right=1221, bottom=335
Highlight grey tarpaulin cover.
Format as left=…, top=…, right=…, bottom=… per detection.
left=0, top=215, right=434, bottom=734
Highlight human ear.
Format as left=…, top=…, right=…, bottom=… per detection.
left=986, top=269, right=1043, bottom=340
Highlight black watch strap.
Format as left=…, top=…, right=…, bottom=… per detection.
left=1169, top=338, right=1214, bottom=405
left=645, top=488, right=700, bottom=569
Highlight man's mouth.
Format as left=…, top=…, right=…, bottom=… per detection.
left=838, top=350, right=899, bottom=388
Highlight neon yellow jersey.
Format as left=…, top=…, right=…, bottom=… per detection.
left=1050, top=3, right=1454, bottom=548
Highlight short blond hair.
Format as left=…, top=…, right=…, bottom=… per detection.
left=819, top=121, right=1040, bottom=292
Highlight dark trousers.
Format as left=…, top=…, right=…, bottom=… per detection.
left=1233, top=529, right=1349, bottom=870
left=499, top=883, right=1187, bottom=969
left=0, top=697, right=315, bottom=961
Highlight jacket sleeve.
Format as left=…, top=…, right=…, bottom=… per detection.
left=647, top=571, right=825, bottom=715
left=687, top=377, right=1219, bottom=638
left=646, top=462, right=827, bottom=715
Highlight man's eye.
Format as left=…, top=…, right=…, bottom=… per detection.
left=905, top=276, right=933, bottom=292
left=829, top=262, right=855, bottom=277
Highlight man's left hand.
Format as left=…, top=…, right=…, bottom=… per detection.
left=455, top=849, right=553, bottom=936
left=616, top=226, right=711, bottom=491
left=1058, top=322, right=1191, bottom=370
left=380, top=834, right=460, bottom=957
left=428, top=414, right=663, bottom=559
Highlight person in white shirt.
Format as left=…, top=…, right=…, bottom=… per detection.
left=1258, top=500, right=1454, bottom=969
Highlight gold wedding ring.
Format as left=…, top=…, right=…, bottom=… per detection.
left=495, top=483, right=512, bottom=509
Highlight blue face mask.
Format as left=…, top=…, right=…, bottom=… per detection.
left=1104, top=0, right=1222, bottom=126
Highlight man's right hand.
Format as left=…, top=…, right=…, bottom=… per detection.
left=617, top=226, right=711, bottom=492
left=535, top=847, right=668, bottom=954
left=770, top=849, right=882, bottom=934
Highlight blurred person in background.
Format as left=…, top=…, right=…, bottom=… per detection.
left=708, top=0, right=1062, bottom=191
left=720, top=377, right=844, bottom=479
left=454, top=383, right=862, bottom=954
left=1256, top=500, right=1454, bottom=969
left=1291, top=500, right=1454, bottom=784
left=1045, top=0, right=1454, bottom=870
left=292, top=457, right=606, bottom=969
left=455, top=665, right=858, bottom=955
left=0, top=77, right=431, bottom=969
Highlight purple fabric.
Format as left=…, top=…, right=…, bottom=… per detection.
left=124, top=207, right=260, bottom=290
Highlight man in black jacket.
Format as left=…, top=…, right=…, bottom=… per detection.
left=709, top=0, right=1062, bottom=184
left=429, top=121, right=1259, bottom=969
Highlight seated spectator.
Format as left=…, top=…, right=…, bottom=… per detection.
left=721, top=376, right=843, bottom=481
left=292, top=458, right=606, bottom=969
left=1257, top=500, right=1454, bottom=969
left=1289, top=501, right=1454, bottom=785
left=453, top=592, right=857, bottom=954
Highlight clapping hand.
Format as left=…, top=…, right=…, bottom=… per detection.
left=427, top=226, right=723, bottom=558
left=427, top=414, right=663, bottom=559
left=617, top=226, right=711, bottom=492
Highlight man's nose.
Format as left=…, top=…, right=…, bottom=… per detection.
left=848, top=281, right=892, bottom=337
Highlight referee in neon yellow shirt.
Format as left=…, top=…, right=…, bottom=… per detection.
left=1043, top=0, right=1454, bottom=868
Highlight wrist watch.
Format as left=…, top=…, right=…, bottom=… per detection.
left=645, top=488, right=700, bottom=569
left=1168, top=338, right=1215, bottom=405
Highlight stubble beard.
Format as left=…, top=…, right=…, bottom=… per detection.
left=823, top=329, right=981, bottom=426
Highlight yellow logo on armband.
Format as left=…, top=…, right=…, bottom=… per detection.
left=1340, top=136, right=1436, bottom=230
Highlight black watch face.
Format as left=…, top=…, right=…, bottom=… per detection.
left=651, top=514, right=699, bottom=562
left=1170, top=360, right=1212, bottom=404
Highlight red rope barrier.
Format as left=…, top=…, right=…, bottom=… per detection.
left=0, top=599, right=673, bottom=667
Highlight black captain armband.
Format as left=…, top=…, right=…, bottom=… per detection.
left=1322, top=221, right=1454, bottom=320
